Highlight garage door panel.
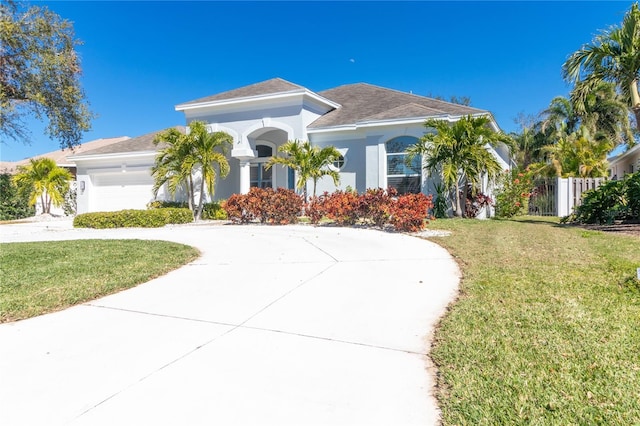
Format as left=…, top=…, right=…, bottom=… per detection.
left=91, top=172, right=154, bottom=212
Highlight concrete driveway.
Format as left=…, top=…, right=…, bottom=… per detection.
left=0, top=219, right=459, bottom=425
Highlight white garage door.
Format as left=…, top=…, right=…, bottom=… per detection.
left=91, top=172, right=155, bottom=212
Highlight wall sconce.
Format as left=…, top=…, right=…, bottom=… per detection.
left=79, top=181, right=85, bottom=191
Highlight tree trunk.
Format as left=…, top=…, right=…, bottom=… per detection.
left=187, top=175, right=195, bottom=216
left=631, top=79, right=640, bottom=130
left=195, top=176, right=205, bottom=221
left=453, top=183, right=463, bottom=218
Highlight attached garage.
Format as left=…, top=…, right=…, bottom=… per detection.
left=89, top=172, right=155, bottom=212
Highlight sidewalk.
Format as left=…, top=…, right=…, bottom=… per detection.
left=0, top=221, right=459, bottom=425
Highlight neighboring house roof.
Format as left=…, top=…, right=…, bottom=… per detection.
left=71, top=126, right=186, bottom=158
left=177, top=78, right=307, bottom=107
left=0, top=136, right=130, bottom=174
left=309, top=83, right=487, bottom=129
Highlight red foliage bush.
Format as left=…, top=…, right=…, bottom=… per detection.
left=223, top=187, right=302, bottom=224
left=358, top=187, right=397, bottom=227
left=320, top=190, right=361, bottom=225
left=226, top=186, right=434, bottom=232
left=262, top=188, right=303, bottom=224
left=305, top=196, right=326, bottom=224
left=388, top=193, right=434, bottom=232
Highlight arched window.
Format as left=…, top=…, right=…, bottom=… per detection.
left=386, top=136, right=421, bottom=194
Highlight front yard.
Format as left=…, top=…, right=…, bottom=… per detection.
left=428, top=217, right=640, bottom=424
left=0, top=239, right=199, bottom=322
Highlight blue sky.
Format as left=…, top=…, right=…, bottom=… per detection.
left=1, top=1, right=632, bottom=161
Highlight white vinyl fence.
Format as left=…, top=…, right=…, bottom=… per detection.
left=528, top=177, right=605, bottom=217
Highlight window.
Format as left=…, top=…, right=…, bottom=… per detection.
left=250, top=143, right=274, bottom=188
left=333, top=154, right=345, bottom=170
left=386, top=136, right=421, bottom=194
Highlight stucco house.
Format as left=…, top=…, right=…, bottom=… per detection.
left=70, top=78, right=512, bottom=214
left=608, top=143, right=640, bottom=180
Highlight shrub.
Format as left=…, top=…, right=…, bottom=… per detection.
left=432, top=183, right=448, bottom=218
left=148, top=200, right=228, bottom=220
left=388, top=193, right=434, bottom=232
left=465, top=190, right=493, bottom=218
left=147, top=200, right=188, bottom=209
left=74, top=208, right=192, bottom=228
left=262, top=188, right=303, bottom=224
left=0, top=173, right=34, bottom=220
left=494, top=168, right=533, bottom=218
left=223, top=187, right=301, bottom=224
left=224, top=193, right=253, bottom=223
left=305, top=196, right=325, bottom=224
left=320, top=190, right=360, bottom=225
left=627, top=172, right=640, bottom=219
left=358, top=187, right=395, bottom=227
left=201, top=202, right=228, bottom=220
left=571, top=173, right=640, bottom=224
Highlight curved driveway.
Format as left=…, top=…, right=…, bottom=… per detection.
left=0, top=220, right=459, bottom=425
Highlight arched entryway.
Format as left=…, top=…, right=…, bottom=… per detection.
left=235, top=126, right=295, bottom=194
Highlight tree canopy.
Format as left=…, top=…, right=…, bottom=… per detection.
left=265, top=140, right=342, bottom=199
left=408, top=115, right=512, bottom=217
left=563, top=2, right=640, bottom=136
left=1, top=1, right=92, bottom=149
left=152, top=122, right=232, bottom=220
left=12, top=157, right=72, bottom=214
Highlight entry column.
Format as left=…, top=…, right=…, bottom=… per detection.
left=239, top=160, right=251, bottom=194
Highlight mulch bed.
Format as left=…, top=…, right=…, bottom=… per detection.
left=580, top=223, right=640, bottom=238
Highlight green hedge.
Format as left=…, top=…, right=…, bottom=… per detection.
left=73, top=208, right=193, bottom=228
left=147, top=200, right=228, bottom=220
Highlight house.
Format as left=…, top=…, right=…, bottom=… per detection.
left=608, top=143, right=640, bottom=180
left=0, top=136, right=130, bottom=215
left=71, top=78, right=512, bottom=214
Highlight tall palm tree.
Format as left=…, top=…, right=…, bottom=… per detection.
left=541, top=96, right=580, bottom=137
left=407, top=115, right=513, bottom=217
left=571, top=80, right=634, bottom=146
left=266, top=140, right=341, bottom=199
left=187, top=121, right=232, bottom=220
left=13, top=157, right=72, bottom=214
left=563, top=2, right=640, bottom=140
left=152, top=127, right=194, bottom=210
left=152, top=122, right=232, bottom=220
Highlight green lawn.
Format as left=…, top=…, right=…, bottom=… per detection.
left=426, top=217, right=640, bottom=425
left=0, top=239, right=199, bottom=322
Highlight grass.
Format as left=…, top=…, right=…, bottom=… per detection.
left=0, top=239, right=199, bottom=322
left=426, top=217, right=640, bottom=425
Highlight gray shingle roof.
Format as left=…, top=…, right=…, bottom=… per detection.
left=72, top=126, right=185, bottom=156
left=309, top=83, right=487, bottom=128
left=177, top=78, right=306, bottom=107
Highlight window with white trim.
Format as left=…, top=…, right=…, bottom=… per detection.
left=386, top=136, right=421, bottom=194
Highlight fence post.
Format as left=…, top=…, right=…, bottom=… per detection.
left=555, top=177, right=570, bottom=217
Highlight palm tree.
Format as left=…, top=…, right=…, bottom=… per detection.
left=571, top=80, right=634, bottom=146
left=563, top=2, right=640, bottom=140
left=152, top=127, right=194, bottom=210
left=152, top=122, right=232, bottom=220
left=13, top=157, right=72, bottom=215
left=407, top=115, right=513, bottom=217
left=539, top=127, right=613, bottom=178
left=265, top=140, right=341, bottom=199
left=187, top=121, right=232, bottom=220
left=541, top=96, right=579, bottom=137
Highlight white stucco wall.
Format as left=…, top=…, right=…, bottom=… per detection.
left=609, top=144, right=640, bottom=180
left=73, top=152, right=158, bottom=214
